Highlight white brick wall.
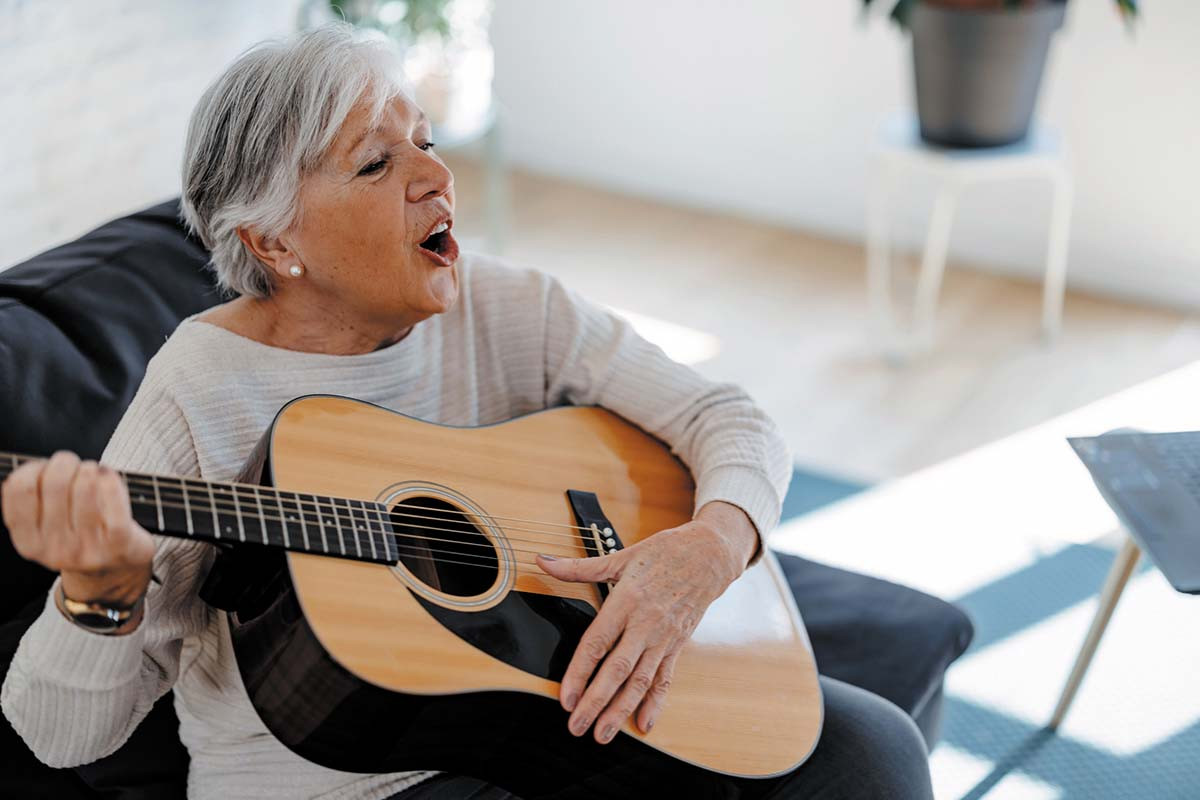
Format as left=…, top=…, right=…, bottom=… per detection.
left=0, top=0, right=303, bottom=269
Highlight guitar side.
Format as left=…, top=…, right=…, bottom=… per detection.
left=229, top=396, right=821, bottom=779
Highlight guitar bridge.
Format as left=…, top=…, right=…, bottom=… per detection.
left=565, top=490, right=625, bottom=602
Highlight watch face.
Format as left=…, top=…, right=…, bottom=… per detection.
left=70, top=609, right=124, bottom=631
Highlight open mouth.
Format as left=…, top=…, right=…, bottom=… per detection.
left=418, top=220, right=459, bottom=267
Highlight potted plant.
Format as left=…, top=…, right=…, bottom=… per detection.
left=864, top=0, right=1138, bottom=147
left=303, top=0, right=495, bottom=142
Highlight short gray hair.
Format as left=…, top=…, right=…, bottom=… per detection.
left=181, top=24, right=404, bottom=298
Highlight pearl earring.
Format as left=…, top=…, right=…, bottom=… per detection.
left=288, top=264, right=304, bottom=278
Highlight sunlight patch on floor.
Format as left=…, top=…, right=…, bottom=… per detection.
left=948, top=569, right=1200, bottom=758
left=931, top=744, right=1062, bottom=800
left=608, top=306, right=721, bottom=365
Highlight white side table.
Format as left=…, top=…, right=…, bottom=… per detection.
left=866, top=114, right=1073, bottom=355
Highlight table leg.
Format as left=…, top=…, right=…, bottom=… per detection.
left=913, top=184, right=959, bottom=351
left=1048, top=534, right=1141, bottom=731
left=483, top=113, right=509, bottom=255
left=866, top=161, right=896, bottom=350
left=1041, top=167, right=1073, bottom=341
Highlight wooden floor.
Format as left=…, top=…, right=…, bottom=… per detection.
left=444, top=154, right=1200, bottom=482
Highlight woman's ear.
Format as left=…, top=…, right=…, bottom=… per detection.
left=237, top=227, right=300, bottom=282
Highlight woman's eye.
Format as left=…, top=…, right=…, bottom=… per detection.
left=358, top=158, right=387, bottom=176
left=419, top=141, right=437, bottom=152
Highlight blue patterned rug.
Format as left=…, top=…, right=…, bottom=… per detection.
left=779, top=466, right=1199, bottom=800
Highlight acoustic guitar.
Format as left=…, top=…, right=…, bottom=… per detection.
left=2, top=395, right=822, bottom=779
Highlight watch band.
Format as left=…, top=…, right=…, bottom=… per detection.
left=57, top=584, right=145, bottom=634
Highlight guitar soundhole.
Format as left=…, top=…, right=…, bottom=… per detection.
left=390, top=496, right=498, bottom=597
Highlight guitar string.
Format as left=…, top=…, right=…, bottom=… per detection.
left=128, top=480, right=603, bottom=544
left=120, top=495, right=590, bottom=575
left=119, top=483, right=609, bottom=551
left=128, top=475, right=597, bottom=536
left=0, top=469, right=596, bottom=549
left=353, top=545, right=570, bottom=575
left=121, top=493, right=598, bottom=561
left=0, top=455, right=600, bottom=537
left=0, top=458, right=617, bottom=576
left=0, top=463, right=621, bottom=563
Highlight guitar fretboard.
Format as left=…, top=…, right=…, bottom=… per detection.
left=0, top=453, right=397, bottom=565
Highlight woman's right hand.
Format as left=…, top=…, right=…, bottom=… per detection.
left=2, top=451, right=155, bottom=607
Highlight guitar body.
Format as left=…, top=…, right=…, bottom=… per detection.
left=225, top=396, right=822, bottom=781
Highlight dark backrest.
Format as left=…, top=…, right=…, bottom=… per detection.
left=0, top=201, right=219, bottom=799
left=0, top=199, right=221, bottom=619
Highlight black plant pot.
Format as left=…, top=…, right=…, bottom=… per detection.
left=910, top=2, right=1066, bottom=148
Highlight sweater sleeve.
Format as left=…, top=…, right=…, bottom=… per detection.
left=0, top=379, right=214, bottom=768
left=540, top=274, right=792, bottom=558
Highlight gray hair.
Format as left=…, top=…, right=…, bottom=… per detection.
left=181, top=24, right=405, bottom=298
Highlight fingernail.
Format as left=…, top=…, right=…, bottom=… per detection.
left=564, top=692, right=578, bottom=712
left=570, top=717, right=588, bottom=736
left=539, top=553, right=557, bottom=561
left=601, top=724, right=616, bottom=743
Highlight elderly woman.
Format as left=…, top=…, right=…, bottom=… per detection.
left=1, top=25, right=933, bottom=800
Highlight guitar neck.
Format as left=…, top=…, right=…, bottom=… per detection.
left=0, top=452, right=396, bottom=565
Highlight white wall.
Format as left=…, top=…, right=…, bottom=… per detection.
left=489, top=1, right=1200, bottom=309
left=0, top=0, right=301, bottom=269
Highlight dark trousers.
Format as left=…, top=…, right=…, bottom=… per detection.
left=390, top=553, right=972, bottom=799
left=391, top=676, right=933, bottom=799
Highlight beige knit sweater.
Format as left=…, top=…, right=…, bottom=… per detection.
left=1, top=253, right=791, bottom=799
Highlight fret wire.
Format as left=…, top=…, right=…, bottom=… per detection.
left=372, top=503, right=394, bottom=562
left=182, top=477, right=194, bottom=536
left=343, top=498, right=363, bottom=559
left=253, top=485, right=269, bottom=546
left=349, top=499, right=362, bottom=558
left=359, top=504, right=369, bottom=556
left=228, top=483, right=247, bottom=542
left=206, top=482, right=223, bottom=539
left=314, top=494, right=329, bottom=553
left=363, top=500, right=379, bottom=561
left=150, top=474, right=165, bottom=532
left=295, top=493, right=311, bottom=551
left=275, top=490, right=291, bottom=550
left=356, top=499, right=377, bottom=561
left=330, top=497, right=347, bottom=555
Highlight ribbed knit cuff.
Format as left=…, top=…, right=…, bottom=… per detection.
left=693, top=464, right=783, bottom=566
left=20, top=579, right=147, bottom=691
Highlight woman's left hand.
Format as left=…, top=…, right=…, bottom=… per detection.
left=535, top=500, right=759, bottom=744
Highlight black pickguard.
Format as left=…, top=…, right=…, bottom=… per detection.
left=411, top=590, right=597, bottom=681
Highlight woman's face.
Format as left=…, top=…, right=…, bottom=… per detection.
left=281, top=91, right=458, bottom=328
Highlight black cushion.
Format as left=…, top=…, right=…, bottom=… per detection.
left=0, top=200, right=219, bottom=619
left=776, top=552, right=974, bottom=746
left=0, top=200, right=221, bottom=798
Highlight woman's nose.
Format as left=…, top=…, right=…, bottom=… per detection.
left=407, top=152, right=454, bottom=204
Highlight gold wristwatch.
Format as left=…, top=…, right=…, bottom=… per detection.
left=57, top=584, right=145, bottom=634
